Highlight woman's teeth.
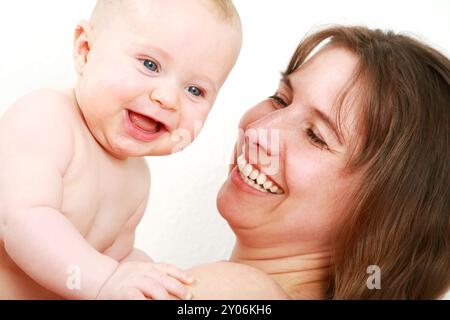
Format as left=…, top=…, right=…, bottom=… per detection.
left=237, top=154, right=284, bottom=194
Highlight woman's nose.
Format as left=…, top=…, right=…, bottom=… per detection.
left=244, top=109, right=290, bottom=158
left=150, top=85, right=179, bottom=111
left=244, top=126, right=283, bottom=177
left=245, top=126, right=279, bottom=155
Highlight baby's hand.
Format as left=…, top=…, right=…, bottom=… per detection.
left=96, top=261, right=193, bottom=300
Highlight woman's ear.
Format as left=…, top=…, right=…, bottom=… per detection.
left=73, top=20, right=94, bottom=75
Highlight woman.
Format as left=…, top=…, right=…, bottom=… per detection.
left=185, top=25, right=450, bottom=299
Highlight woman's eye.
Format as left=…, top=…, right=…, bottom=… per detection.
left=143, top=59, right=159, bottom=72
left=269, top=95, right=288, bottom=108
left=187, top=86, right=203, bottom=97
left=306, top=128, right=329, bottom=150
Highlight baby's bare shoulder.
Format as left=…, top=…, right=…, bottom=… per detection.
left=2, top=89, right=75, bottom=120
left=0, top=89, right=76, bottom=168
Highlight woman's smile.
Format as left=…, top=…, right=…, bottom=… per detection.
left=232, top=143, right=285, bottom=195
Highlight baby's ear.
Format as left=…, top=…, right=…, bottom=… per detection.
left=73, top=20, right=93, bottom=75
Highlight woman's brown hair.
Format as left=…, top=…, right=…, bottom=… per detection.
left=285, top=26, right=449, bottom=299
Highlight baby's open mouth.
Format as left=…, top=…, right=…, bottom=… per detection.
left=128, top=110, right=164, bottom=134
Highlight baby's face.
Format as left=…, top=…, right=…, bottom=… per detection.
left=75, top=0, right=241, bottom=158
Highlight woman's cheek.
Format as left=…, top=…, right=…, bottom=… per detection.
left=285, top=147, right=334, bottom=194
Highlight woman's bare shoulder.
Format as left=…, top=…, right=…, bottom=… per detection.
left=186, top=261, right=290, bottom=300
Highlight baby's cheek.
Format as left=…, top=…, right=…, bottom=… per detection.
left=185, top=108, right=210, bottom=138
left=101, top=73, right=142, bottom=102
left=86, top=57, right=139, bottom=100
left=173, top=124, right=201, bottom=150
left=169, top=117, right=205, bottom=153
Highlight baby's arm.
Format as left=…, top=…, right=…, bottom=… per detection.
left=121, top=248, right=154, bottom=263
left=102, top=197, right=154, bottom=263
left=4, top=207, right=119, bottom=299
left=0, top=91, right=118, bottom=299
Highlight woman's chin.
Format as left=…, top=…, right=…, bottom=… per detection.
left=216, top=178, right=266, bottom=229
left=216, top=182, right=231, bottom=218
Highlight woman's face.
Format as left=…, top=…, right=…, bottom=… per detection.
left=217, top=46, right=364, bottom=250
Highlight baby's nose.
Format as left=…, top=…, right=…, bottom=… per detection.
left=150, top=86, right=179, bottom=111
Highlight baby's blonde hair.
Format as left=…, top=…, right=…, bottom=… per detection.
left=204, top=0, right=240, bottom=21
left=91, top=0, right=240, bottom=29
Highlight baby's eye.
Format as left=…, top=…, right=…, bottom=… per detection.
left=187, top=86, right=203, bottom=97
left=143, top=59, right=159, bottom=72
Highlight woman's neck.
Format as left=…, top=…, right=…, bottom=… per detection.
left=230, top=241, right=332, bottom=299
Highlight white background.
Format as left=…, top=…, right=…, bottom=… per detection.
left=0, top=1, right=449, bottom=298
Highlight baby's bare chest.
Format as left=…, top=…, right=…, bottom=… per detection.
left=60, top=134, right=150, bottom=253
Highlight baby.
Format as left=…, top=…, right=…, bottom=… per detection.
left=0, top=0, right=242, bottom=299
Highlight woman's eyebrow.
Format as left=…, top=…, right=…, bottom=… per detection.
left=281, top=73, right=293, bottom=90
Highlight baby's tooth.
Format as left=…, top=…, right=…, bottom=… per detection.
left=270, top=185, right=279, bottom=193
left=243, top=164, right=253, bottom=176
left=256, top=173, right=267, bottom=185
left=241, top=144, right=246, bottom=154
left=249, top=169, right=259, bottom=180
left=263, top=180, right=273, bottom=190
left=276, top=189, right=284, bottom=194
